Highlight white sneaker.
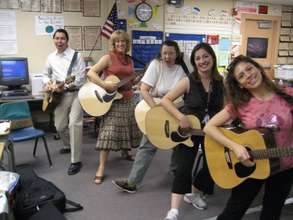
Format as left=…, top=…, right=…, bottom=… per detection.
left=164, top=209, right=179, bottom=220
left=184, top=192, right=207, bottom=210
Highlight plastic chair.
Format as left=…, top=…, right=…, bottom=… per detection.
left=0, top=101, right=52, bottom=167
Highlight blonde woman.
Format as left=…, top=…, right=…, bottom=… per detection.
left=87, top=30, right=141, bottom=184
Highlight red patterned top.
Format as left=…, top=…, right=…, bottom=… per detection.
left=104, top=52, right=134, bottom=98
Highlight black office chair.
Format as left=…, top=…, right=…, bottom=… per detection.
left=0, top=101, right=52, bottom=167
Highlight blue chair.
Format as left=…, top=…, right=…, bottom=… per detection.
left=0, top=101, right=52, bottom=167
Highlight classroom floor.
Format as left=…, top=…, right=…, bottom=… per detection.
left=9, top=124, right=293, bottom=220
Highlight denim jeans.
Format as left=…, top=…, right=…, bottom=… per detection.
left=127, top=135, right=157, bottom=186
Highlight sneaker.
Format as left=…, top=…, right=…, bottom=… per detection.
left=164, top=209, right=179, bottom=220
left=112, top=179, right=137, bottom=194
left=184, top=192, right=207, bottom=210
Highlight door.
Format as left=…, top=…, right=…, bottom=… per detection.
left=240, top=14, right=281, bottom=79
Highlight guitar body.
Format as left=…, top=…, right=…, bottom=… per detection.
left=135, top=97, right=184, bottom=134
left=78, top=75, right=123, bottom=116
left=42, top=92, right=63, bottom=112
left=205, top=128, right=271, bottom=189
left=42, top=76, right=75, bottom=112
left=135, top=98, right=161, bottom=134
left=145, top=106, right=201, bottom=150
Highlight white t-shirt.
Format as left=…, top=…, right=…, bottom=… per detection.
left=141, top=59, right=186, bottom=98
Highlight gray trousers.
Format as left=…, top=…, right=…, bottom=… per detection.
left=128, top=135, right=157, bottom=186
left=54, top=92, right=83, bottom=163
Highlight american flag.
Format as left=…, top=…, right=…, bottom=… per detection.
left=101, top=2, right=118, bottom=39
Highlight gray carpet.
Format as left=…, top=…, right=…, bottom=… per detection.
left=9, top=125, right=293, bottom=220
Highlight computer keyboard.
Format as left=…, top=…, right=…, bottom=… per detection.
left=0, top=90, right=33, bottom=100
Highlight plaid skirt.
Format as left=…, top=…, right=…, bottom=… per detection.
left=96, top=98, right=142, bottom=151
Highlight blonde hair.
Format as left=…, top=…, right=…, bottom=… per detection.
left=109, top=30, right=131, bottom=53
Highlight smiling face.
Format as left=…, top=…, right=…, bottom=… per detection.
left=194, top=48, right=214, bottom=77
left=233, top=61, right=263, bottom=90
left=114, top=38, right=127, bottom=54
left=53, top=32, right=68, bottom=53
left=161, top=45, right=177, bottom=66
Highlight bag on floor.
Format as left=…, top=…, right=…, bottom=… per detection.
left=13, top=164, right=83, bottom=220
left=28, top=202, right=67, bottom=220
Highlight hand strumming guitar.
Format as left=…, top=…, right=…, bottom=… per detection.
left=103, top=81, right=118, bottom=93
left=44, top=75, right=76, bottom=93
left=230, top=143, right=255, bottom=167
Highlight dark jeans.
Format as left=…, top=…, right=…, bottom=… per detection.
left=192, top=140, right=215, bottom=195
left=217, top=168, right=293, bottom=220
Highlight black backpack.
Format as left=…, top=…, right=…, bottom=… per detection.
left=13, top=164, right=83, bottom=220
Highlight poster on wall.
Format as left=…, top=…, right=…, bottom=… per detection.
left=35, top=15, right=64, bottom=35
left=0, top=10, right=17, bottom=54
left=132, top=30, right=163, bottom=69
left=64, top=26, right=83, bottom=51
left=83, top=26, right=102, bottom=51
left=165, top=33, right=206, bottom=58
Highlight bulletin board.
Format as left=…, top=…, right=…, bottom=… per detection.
left=165, top=33, right=206, bottom=58
left=132, top=30, right=164, bottom=69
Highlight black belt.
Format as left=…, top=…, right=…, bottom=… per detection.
left=66, top=89, right=79, bottom=93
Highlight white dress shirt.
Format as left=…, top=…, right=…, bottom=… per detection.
left=43, top=47, right=86, bottom=88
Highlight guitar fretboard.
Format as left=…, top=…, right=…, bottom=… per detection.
left=250, top=147, right=293, bottom=160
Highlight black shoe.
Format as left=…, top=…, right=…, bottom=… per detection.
left=59, top=148, right=71, bottom=154
left=67, top=162, right=82, bottom=175
left=112, top=179, right=137, bottom=193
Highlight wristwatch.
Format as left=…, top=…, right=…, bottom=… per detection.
left=135, top=2, right=153, bottom=22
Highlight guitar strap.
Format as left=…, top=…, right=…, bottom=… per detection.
left=67, top=51, right=78, bottom=77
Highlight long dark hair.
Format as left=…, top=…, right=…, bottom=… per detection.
left=226, top=55, right=293, bottom=108
left=189, top=42, right=222, bottom=81
left=156, top=40, right=182, bottom=65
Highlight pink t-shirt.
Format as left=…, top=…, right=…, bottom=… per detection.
left=225, top=87, right=293, bottom=170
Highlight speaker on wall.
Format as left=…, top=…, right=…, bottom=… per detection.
left=167, top=0, right=184, bottom=7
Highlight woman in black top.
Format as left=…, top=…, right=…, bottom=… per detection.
left=161, top=43, right=224, bottom=220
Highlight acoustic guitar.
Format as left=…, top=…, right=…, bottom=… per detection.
left=78, top=74, right=137, bottom=116
left=145, top=106, right=203, bottom=150
left=205, top=128, right=293, bottom=189
left=42, top=76, right=75, bottom=112
left=134, top=97, right=183, bottom=134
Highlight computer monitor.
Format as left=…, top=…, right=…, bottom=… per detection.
left=0, top=57, right=29, bottom=90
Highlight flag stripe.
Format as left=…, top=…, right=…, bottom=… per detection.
left=101, top=2, right=118, bottom=39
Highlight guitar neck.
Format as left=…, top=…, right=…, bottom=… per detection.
left=251, top=147, right=293, bottom=160
left=117, top=74, right=136, bottom=88
left=179, top=128, right=205, bottom=137
left=190, top=129, right=205, bottom=136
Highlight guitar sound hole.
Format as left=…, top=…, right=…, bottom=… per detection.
left=94, top=90, right=103, bottom=103
left=103, top=92, right=116, bottom=102
left=170, top=131, right=188, bottom=143
left=234, top=162, right=256, bottom=178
